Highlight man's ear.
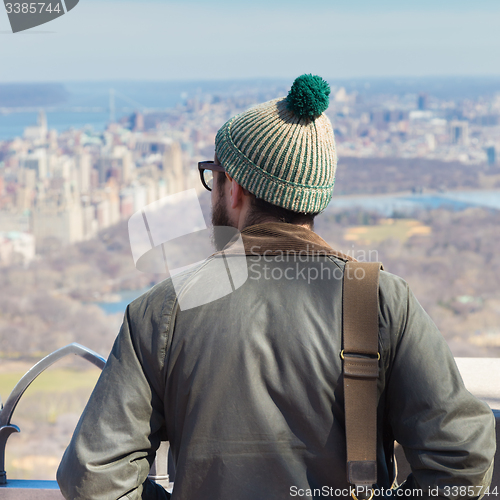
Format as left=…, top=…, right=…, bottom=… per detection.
left=229, top=178, right=244, bottom=210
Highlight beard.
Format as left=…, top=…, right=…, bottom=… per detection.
left=211, top=191, right=231, bottom=229
left=211, top=190, right=234, bottom=251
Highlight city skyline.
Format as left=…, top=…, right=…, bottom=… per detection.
left=1, top=77, right=499, bottom=259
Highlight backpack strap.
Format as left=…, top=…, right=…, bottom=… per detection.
left=342, top=261, right=383, bottom=497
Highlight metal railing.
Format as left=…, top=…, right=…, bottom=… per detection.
left=0, top=343, right=172, bottom=496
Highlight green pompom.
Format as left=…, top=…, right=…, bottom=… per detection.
left=286, top=74, right=330, bottom=119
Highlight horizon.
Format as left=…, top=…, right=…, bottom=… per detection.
left=3, top=75, right=500, bottom=83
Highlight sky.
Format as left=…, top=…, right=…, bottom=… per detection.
left=0, top=0, right=500, bottom=82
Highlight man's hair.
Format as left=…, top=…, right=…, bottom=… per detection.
left=217, top=172, right=316, bottom=228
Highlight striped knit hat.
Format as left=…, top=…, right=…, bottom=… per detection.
left=215, top=74, right=337, bottom=214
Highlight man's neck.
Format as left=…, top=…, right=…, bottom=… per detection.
left=233, top=221, right=355, bottom=262
left=240, top=215, right=314, bottom=233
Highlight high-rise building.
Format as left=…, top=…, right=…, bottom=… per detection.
left=97, top=147, right=135, bottom=185
left=131, top=112, right=145, bottom=132
left=95, top=198, right=111, bottom=230
left=15, top=186, right=33, bottom=212
left=23, top=110, right=48, bottom=142
left=119, top=188, right=135, bottom=219
left=105, top=184, right=121, bottom=226
left=90, top=168, right=99, bottom=189
left=135, top=136, right=171, bottom=155
left=449, top=121, right=469, bottom=146
left=18, top=168, right=37, bottom=190
left=141, top=177, right=158, bottom=205
left=32, top=195, right=83, bottom=246
left=52, top=156, right=74, bottom=182
left=38, top=110, right=47, bottom=130
left=23, top=149, right=48, bottom=179
left=418, top=93, right=428, bottom=111
left=75, top=153, right=92, bottom=193
left=0, top=232, right=35, bottom=267
left=425, top=134, right=436, bottom=151
left=162, top=141, right=185, bottom=193
left=131, top=183, right=148, bottom=213
left=486, top=146, right=496, bottom=166
left=158, top=178, right=167, bottom=199
left=81, top=202, right=98, bottom=240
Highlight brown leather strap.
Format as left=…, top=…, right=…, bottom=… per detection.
left=342, top=261, right=383, bottom=488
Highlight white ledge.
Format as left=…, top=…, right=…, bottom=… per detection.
left=455, top=358, right=500, bottom=410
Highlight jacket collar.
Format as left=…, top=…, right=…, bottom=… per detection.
left=223, top=222, right=355, bottom=261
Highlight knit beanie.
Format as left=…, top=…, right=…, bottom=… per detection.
left=215, top=74, right=337, bottom=214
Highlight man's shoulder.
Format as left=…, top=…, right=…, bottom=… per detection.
left=126, top=279, right=174, bottom=322
left=377, top=268, right=411, bottom=318
left=127, top=264, right=203, bottom=321
left=379, top=268, right=409, bottom=298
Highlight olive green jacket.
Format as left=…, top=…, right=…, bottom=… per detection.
left=57, top=223, right=495, bottom=500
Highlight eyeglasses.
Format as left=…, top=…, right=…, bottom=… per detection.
left=198, top=161, right=226, bottom=192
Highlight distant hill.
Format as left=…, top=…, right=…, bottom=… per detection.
left=0, top=83, right=68, bottom=107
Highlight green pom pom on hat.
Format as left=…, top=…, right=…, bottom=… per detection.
left=215, top=74, right=337, bottom=214
left=286, top=74, right=331, bottom=119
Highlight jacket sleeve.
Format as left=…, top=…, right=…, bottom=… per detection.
left=57, top=297, right=171, bottom=500
left=381, top=274, right=496, bottom=500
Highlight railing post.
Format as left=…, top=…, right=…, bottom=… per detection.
left=148, top=441, right=170, bottom=488
left=0, top=343, right=172, bottom=493
left=0, top=343, right=106, bottom=485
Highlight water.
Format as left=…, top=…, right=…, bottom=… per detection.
left=439, top=191, right=500, bottom=210
left=0, top=81, right=188, bottom=140
left=326, top=191, right=500, bottom=217
left=0, top=79, right=288, bottom=140
left=95, top=287, right=152, bottom=316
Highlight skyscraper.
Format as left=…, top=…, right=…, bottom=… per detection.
left=23, top=110, right=48, bottom=142
left=131, top=112, right=145, bottom=132
left=23, top=149, right=48, bottom=179
left=449, top=121, right=469, bottom=146
left=418, top=93, right=428, bottom=111
left=485, top=146, right=496, bottom=167
left=75, top=153, right=91, bottom=193
left=162, top=141, right=184, bottom=193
